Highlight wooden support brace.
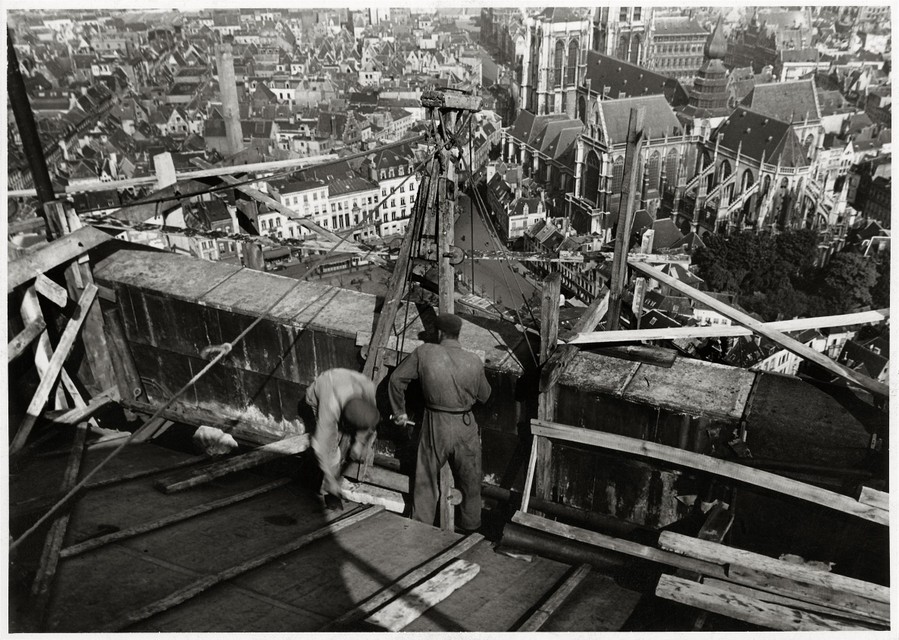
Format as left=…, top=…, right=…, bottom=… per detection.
left=364, top=559, right=481, bottom=631
left=857, top=486, right=888, bottom=512
left=532, top=419, right=889, bottom=526
left=99, top=505, right=383, bottom=632
left=657, top=531, right=890, bottom=605
left=155, top=434, right=310, bottom=493
left=512, top=510, right=725, bottom=578
left=8, top=226, right=111, bottom=292
left=322, top=533, right=484, bottom=630
left=34, top=274, right=68, bottom=308
left=628, top=260, right=889, bottom=398
left=540, top=291, right=609, bottom=393
left=516, top=564, right=591, bottom=631
left=27, top=421, right=89, bottom=631
left=567, top=308, right=890, bottom=345
left=10, top=284, right=99, bottom=455
left=656, top=574, right=874, bottom=631
left=8, top=317, right=46, bottom=362
left=61, top=478, right=291, bottom=558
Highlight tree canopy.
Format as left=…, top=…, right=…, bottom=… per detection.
left=693, top=230, right=883, bottom=321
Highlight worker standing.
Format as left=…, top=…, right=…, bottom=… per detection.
left=304, top=368, right=380, bottom=503
left=389, top=313, right=491, bottom=532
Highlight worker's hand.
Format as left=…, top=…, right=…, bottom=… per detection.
left=392, top=413, right=410, bottom=426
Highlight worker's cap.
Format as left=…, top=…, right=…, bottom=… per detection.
left=342, top=397, right=380, bottom=431
left=435, top=313, right=462, bottom=335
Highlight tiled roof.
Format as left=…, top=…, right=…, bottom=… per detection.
left=713, top=107, right=808, bottom=167
left=600, top=95, right=682, bottom=144
left=583, top=51, right=689, bottom=107
left=328, top=177, right=378, bottom=197
left=741, top=78, right=820, bottom=122
left=653, top=17, right=707, bottom=36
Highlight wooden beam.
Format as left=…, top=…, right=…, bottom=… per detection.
left=516, top=564, right=591, bottom=631
left=857, top=486, right=888, bottom=511
left=655, top=574, right=873, bottom=631
left=8, top=317, right=46, bottom=362
left=657, top=531, right=890, bottom=605
left=540, top=291, right=609, bottom=393
left=8, top=226, right=111, bottom=292
left=27, top=421, right=89, bottom=630
left=628, top=261, right=889, bottom=397
left=34, top=273, right=69, bottom=308
left=322, top=533, right=484, bottom=630
left=51, top=386, right=116, bottom=425
left=534, top=273, right=562, bottom=513
left=101, top=305, right=147, bottom=404
left=155, top=434, right=310, bottom=493
left=532, top=419, right=889, bottom=526
left=539, top=273, right=561, bottom=364
left=10, top=284, right=99, bottom=455
left=358, top=157, right=438, bottom=484
left=726, top=564, right=890, bottom=623
left=364, top=559, right=481, bottom=631
left=511, top=510, right=726, bottom=578
left=591, top=344, right=677, bottom=367
left=519, top=436, right=540, bottom=515
left=701, top=577, right=888, bottom=626
left=607, top=107, right=644, bottom=331
left=99, top=505, right=383, bottom=632
left=568, top=308, right=891, bottom=345
left=61, top=478, right=291, bottom=558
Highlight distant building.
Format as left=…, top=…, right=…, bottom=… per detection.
left=592, top=5, right=651, bottom=65
left=645, top=16, right=708, bottom=84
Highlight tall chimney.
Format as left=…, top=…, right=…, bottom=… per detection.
left=215, top=40, right=244, bottom=156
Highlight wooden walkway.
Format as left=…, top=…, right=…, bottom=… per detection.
left=10, top=439, right=640, bottom=632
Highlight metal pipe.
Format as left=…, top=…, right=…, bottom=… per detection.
left=501, top=521, right=625, bottom=570
left=7, top=30, right=56, bottom=238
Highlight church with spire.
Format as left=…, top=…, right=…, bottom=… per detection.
left=678, top=17, right=732, bottom=134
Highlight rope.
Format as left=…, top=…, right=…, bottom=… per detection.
left=10, top=279, right=340, bottom=554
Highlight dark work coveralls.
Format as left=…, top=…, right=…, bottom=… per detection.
left=388, top=339, right=491, bottom=530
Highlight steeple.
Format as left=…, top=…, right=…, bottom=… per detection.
left=704, top=16, right=726, bottom=61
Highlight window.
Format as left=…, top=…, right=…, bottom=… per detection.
left=619, top=7, right=628, bottom=21
left=634, top=7, right=641, bottom=20
left=391, top=199, right=396, bottom=208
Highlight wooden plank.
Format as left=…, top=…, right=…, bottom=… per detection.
left=27, top=421, right=89, bottom=630
left=155, top=435, right=310, bottom=493
left=567, top=308, right=890, bottom=345
left=86, top=454, right=210, bottom=490
left=726, top=564, right=890, bottom=623
left=34, top=273, right=69, bottom=307
left=516, top=564, right=591, bottom=631
left=98, top=505, right=383, bottom=632
left=364, top=559, right=481, bottom=632
left=656, top=574, right=874, bottom=631
left=101, top=305, right=147, bottom=404
left=51, top=386, right=117, bottom=425
left=629, top=261, right=888, bottom=397
left=701, top=577, right=888, bottom=626
left=8, top=226, right=111, bottom=292
left=10, top=284, right=99, bottom=455
left=61, top=478, right=291, bottom=558
left=858, top=486, right=888, bottom=512
left=511, top=511, right=725, bottom=578
left=607, top=107, right=644, bottom=331
left=532, top=419, right=889, bottom=526
left=519, top=436, right=540, bottom=515
left=539, top=273, right=561, bottom=364
left=8, top=317, right=46, bottom=362
left=322, top=533, right=484, bottom=630
left=540, top=291, right=609, bottom=392
left=657, top=531, right=890, bottom=604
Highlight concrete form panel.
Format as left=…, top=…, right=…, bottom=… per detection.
left=200, top=268, right=301, bottom=315
left=94, top=249, right=241, bottom=302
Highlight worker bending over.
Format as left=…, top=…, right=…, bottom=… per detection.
left=389, top=313, right=491, bottom=532
left=304, top=368, right=380, bottom=501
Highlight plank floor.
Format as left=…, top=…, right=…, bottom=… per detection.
left=10, top=439, right=642, bottom=632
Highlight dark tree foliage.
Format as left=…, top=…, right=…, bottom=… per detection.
left=816, top=251, right=877, bottom=313
left=693, top=230, right=882, bottom=321
left=871, top=254, right=890, bottom=309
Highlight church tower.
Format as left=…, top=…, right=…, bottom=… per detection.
left=687, top=16, right=730, bottom=117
